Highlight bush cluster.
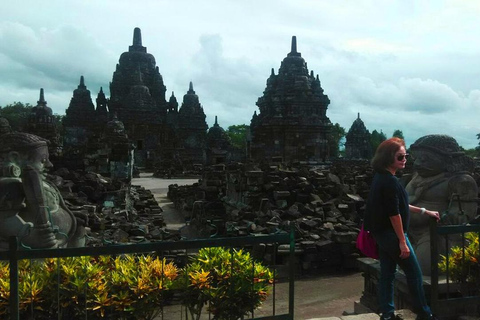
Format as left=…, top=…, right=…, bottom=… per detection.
left=439, top=232, right=480, bottom=294
left=0, top=247, right=273, bottom=320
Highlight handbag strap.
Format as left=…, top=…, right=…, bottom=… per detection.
left=446, top=193, right=464, bottom=215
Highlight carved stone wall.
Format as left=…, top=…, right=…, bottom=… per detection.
left=345, top=113, right=372, bottom=159
left=250, top=36, right=332, bottom=163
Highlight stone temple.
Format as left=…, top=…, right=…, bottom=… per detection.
left=344, top=113, right=372, bottom=159
left=249, top=36, right=333, bottom=162
left=60, top=30, right=338, bottom=168
left=25, top=88, right=61, bottom=157
left=62, top=27, right=212, bottom=169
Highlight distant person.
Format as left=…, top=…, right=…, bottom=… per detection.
left=364, top=137, right=439, bottom=320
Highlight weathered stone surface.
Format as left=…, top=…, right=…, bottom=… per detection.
left=345, top=113, right=372, bottom=159
left=25, top=89, right=61, bottom=157
left=167, top=160, right=377, bottom=271
left=0, top=132, right=85, bottom=249
left=250, top=36, right=332, bottom=162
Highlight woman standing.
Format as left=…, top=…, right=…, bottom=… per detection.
left=364, top=137, right=440, bottom=320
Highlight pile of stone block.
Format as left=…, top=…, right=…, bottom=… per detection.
left=168, top=160, right=375, bottom=271
left=46, top=168, right=169, bottom=245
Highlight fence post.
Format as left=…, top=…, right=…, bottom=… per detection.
left=9, top=236, right=19, bottom=320
left=429, top=219, right=439, bottom=314
left=288, top=223, right=295, bottom=319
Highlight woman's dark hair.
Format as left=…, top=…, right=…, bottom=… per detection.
left=371, top=137, right=405, bottom=172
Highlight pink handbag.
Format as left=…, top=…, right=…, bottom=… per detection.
left=356, top=224, right=379, bottom=259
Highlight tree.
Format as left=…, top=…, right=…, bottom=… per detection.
left=328, top=123, right=346, bottom=158
left=370, top=130, right=387, bottom=153
left=0, top=102, right=32, bottom=131
left=392, top=129, right=404, bottom=140
left=461, top=147, right=478, bottom=158
left=226, top=124, right=249, bottom=150
left=476, top=133, right=480, bottom=155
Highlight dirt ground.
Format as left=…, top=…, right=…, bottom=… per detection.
left=132, top=174, right=365, bottom=320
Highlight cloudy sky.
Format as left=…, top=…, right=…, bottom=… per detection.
left=1, top=0, right=479, bottom=149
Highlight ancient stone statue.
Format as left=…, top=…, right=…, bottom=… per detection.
left=0, top=117, right=12, bottom=135
left=0, top=132, right=86, bottom=249
left=402, top=134, right=478, bottom=275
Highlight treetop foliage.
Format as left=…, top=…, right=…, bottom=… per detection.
left=0, top=102, right=32, bottom=131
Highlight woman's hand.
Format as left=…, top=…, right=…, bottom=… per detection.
left=399, top=240, right=410, bottom=259
left=426, top=210, right=440, bottom=221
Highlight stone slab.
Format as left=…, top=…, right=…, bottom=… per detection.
left=341, top=313, right=379, bottom=320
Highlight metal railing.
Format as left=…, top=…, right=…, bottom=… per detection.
left=429, top=220, right=480, bottom=317
left=0, top=228, right=295, bottom=320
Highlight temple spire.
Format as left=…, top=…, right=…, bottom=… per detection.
left=79, top=75, right=86, bottom=89
left=37, top=88, right=47, bottom=106
left=129, top=27, right=146, bottom=53
left=287, top=36, right=300, bottom=57
left=133, top=27, right=142, bottom=47
left=358, top=112, right=360, bottom=119
left=188, top=81, right=195, bottom=94
left=291, top=36, right=297, bottom=54
left=214, top=115, right=218, bottom=126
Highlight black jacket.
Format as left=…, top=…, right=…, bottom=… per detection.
left=364, top=171, right=410, bottom=233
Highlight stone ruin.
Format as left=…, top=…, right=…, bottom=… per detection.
left=167, top=134, right=479, bottom=273
left=167, top=160, right=374, bottom=272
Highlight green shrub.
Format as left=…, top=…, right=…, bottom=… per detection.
left=0, top=255, right=178, bottom=320
left=0, top=247, right=274, bottom=320
left=178, top=247, right=273, bottom=320
left=439, top=232, right=480, bottom=293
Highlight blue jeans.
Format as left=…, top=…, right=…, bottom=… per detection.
left=373, top=230, right=432, bottom=320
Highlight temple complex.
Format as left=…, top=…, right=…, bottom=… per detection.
left=344, top=113, right=372, bottom=159
left=36, top=30, right=343, bottom=169
left=249, top=36, right=333, bottom=162
left=60, top=28, right=209, bottom=169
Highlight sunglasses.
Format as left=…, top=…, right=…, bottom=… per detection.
left=397, top=153, right=409, bottom=161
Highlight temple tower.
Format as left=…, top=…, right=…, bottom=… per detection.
left=95, top=87, right=109, bottom=125
left=62, top=77, right=98, bottom=162
left=64, top=76, right=96, bottom=128
left=345, top=113, right=372, bottom=159
left=108, top=27, right=169, bottom=167
left=250, top=36, right=332, bottom=162
left=109, top=27, right=167, bottom=117
left=177, top=82, right=208, bottom=166
left=206, top=116, right=233, bottom=165
left=25, top=88, right=61, bottom=156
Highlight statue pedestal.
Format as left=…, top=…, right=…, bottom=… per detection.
left=357, top=257, right=433, bottom=313
left=356, top=258, right=480, bottom=318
